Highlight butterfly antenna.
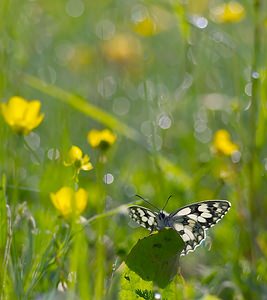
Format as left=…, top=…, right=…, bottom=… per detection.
left=162, top=195, right=173, bottom=211
left=135, top=194, right=160, bottom=212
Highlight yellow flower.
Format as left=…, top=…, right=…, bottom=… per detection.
left=0, top=96, right=44, bottom=135
left=132, top=6, right=173, bottom=37
left=133, top=17, right=157, bottom=37
left=87, top=129, right=116, bottom=151
left=212, top=129, right=239, bottom=156
left=64, top=145, right=93, bottom=173
left=210, top=1, right=245, bottom=23
left=50, top=186, right=88, bottom=217
left=102, top=34, right=142, bottom=66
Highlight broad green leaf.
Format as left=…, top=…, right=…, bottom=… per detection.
left=119, top=265, right=183, bottom=300
left=119, top=267, right=154, bottom=300
left=125, top=229, right=184, bottom=288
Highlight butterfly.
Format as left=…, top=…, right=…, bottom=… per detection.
left=128, top=198, right=231, bottom=256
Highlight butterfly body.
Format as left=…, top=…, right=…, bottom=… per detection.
left=128, top=200, right=231, bottom=256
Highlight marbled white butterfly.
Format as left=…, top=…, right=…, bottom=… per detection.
left=128, top=198, right=231, bottom=256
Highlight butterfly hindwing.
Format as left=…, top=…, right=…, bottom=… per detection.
left=128, top=205, right=158, bottom=231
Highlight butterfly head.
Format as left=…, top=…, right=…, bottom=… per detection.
left=158, top=211, right=167, bottom=221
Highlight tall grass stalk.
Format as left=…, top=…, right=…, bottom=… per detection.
left=0, top=176, right=12, bottom=300
left=248, top=0, right=262, bottom=262
left=94, top=157, right=106, bottom=300
left=69, top=222, right=91, bottom=300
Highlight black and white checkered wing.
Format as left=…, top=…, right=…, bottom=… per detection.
left=169, top=200, right=231, bottom=255
left=128, top=205, right=159, bottom=231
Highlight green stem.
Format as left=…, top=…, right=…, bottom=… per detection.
left=248, top=0, right=262, bottom=262
left=86, top=204, right=131, bottom=224
left=1, top=204, right=12, bottom=300
left=94, top=155, right=106, bottom=300
left=69, top=200, right=143, bottom=241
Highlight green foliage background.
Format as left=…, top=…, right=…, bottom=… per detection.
left=1, top=0, right=267, bottom=299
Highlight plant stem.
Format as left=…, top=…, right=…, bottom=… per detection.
left=94, top=156, right=106, bottom=300
left=0, top=175, right=12, bottom=300
left=1, top=204, right=12, bottom=300
left=248, top=0, right=262, bottom=263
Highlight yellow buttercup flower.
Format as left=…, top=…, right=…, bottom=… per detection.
left=50, top=186, right=88, bottom=217
left=132, top=6, right=173, bottom=37
left=133, top=17, right=157, bottom=37
left=64, top=145, right=93, bottom=173
left=210, top=1, right=245, bottom=23
left=212, top=129, right=239, bottom=156
left=102, top=34, right=142, bottom=66
left=0, top=96, right=44, bottom=135
left=87, top=129, right=116, bottom=151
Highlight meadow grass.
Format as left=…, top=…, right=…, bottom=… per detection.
left=0, top=0, right=267, bottom=299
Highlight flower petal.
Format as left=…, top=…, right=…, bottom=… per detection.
left=87, top=129, right=101, bottom=147
left=69, top=145, right=83, bottom=161
left=50, top=187, right=88, bottom=217
left=1, top=96, right=28, bottom=125
left=75, top=188, right=88, bottom=214
left=81, top=162, right=93, bottom=171
left=212, top=130, right=239, bottom=156
left=210, top=1, right=245, bottom=23
left=87, top=129, right=116, bottom=150
left=50, top=187, right=73, bottom=216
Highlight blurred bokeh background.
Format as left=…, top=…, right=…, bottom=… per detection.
left=0, top=0, right=267, bottom=299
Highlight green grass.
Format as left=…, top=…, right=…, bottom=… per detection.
left=1, top=0, right=267, bottom=299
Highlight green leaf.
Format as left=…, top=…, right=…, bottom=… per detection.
left=119, top=268, right=154, bottom=300
left=125, top=228, right=184, bottom=288
left=119, top=266, right=183, bottom=300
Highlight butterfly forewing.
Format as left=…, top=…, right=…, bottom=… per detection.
left=128, top=205, right=158, bottom=231
left=170, top=200, right=231, bottom=227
